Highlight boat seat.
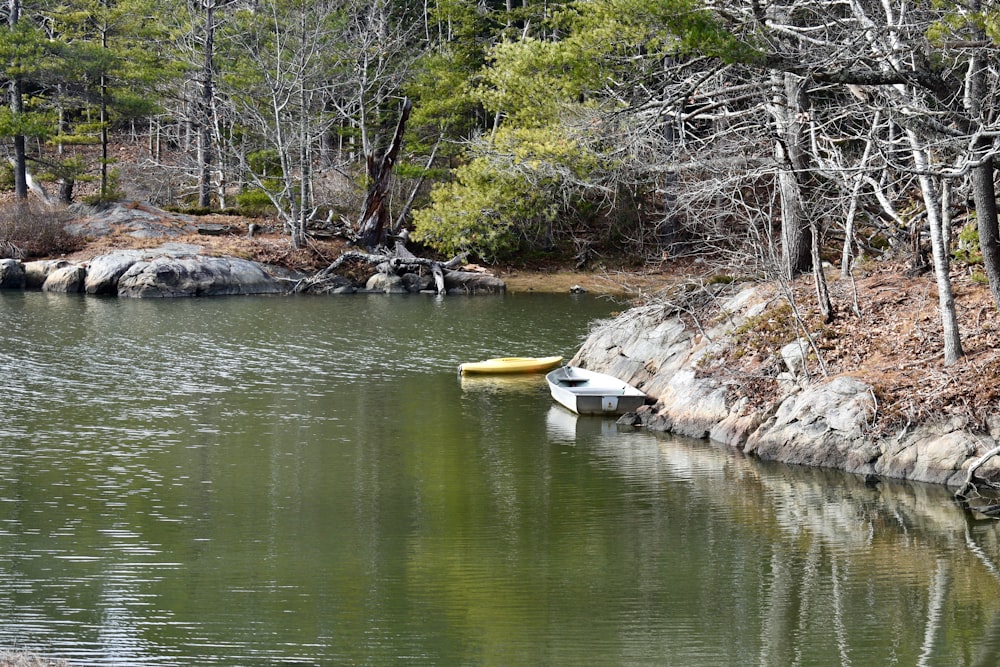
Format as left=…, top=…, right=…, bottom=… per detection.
left=569, top=389, right=626, bottom=395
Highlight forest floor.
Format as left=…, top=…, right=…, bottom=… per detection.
left=692, top=259, right=1000, bottom=435
left=42, top=204, right=1000, bottom=435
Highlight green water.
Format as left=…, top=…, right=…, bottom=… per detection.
left=2, top=291, right=1000, bottom=666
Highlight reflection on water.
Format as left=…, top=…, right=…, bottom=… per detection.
left=1, top=291, right=1000, bottom=665
left=459, top=373, right=549, bottom=395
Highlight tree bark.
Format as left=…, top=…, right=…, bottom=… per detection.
left=908, top=131, right=964, bottom=365
left=357, top=98, right=412, bottom=250
left=770, top=73, right=812, bottom=279
left=964, top=30, right=1000, bottom=310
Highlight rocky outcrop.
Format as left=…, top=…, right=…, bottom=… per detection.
left=0, top=244, right=285, bottom=298
left=572, top=285, right=1000, bottom=488
left=85, top=251, right=144, bottom=294
left=65, top=201, right=200, bottom=238
left=24, top=260, right=73, bottom=289
left=3, top=202, right=508, bottom=298
left=1, top=245, right=506, bottom=298
left=117, top=255, right=284, bottom=297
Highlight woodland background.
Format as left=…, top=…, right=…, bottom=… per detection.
left=1, top=0, right=1000, bottom=369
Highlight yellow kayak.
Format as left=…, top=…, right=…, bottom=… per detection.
left=459, top=356, right=563, bottom=375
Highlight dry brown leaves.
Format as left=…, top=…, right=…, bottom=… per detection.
left=699, top=261, right=1000, bottom=433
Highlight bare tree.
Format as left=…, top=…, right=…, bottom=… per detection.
left=768, top=72, right=812, bottom=279
left=357, top=98, right=411, bottom=249
left=157, top=0, right=242, bottom=209
left=221, top=0, right=353, bottom=246
left=699, top=0, right=979, bottom=363
left=325, top=0, right=421, bottom=164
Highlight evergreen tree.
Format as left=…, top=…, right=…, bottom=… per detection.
left=49, top=0, right=166, bottom=201
left=0, top=0, right=66, bottom=199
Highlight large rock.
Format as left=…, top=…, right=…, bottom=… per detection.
left=117, top=255, right=284, bottom=297
left=0, top=258, right=24, bottom=289
left=366, top=271, right=407, bottom=293
left=23, top=260, right=72, bottom=289
left=742, top=376, right=879, bottom=474
left=42, top=265, right=86, bottom=293
left=876, top=418, right=996, bottom=485
left=401, top=271, right=432, bottom=293
left=84, top=251, right=143, bottom=294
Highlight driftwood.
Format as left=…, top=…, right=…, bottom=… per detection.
left=955, top=445, right=1000, bottom=500
left=953, top=444, right=1000, bottom=519
left=292, top=249, right=467, bottom=294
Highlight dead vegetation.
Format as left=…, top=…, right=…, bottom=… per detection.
left=0, top=203, right=84, bottom=258
left=0, top=651, right=69, bottom=667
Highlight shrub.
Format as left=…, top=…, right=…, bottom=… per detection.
left=235, top=188, right=277, bottom=217
left=81, top=167, right=126, bottom=205
left=953, top=221, right=982, bottom=265
left=411, top=126, right=600, bottom=260
left=0, top=203, right=82, bottom=258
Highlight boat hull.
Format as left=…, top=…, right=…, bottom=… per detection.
left=459, top=356, right=563, bottom=375
left=545, top=366, right=647, bottom=415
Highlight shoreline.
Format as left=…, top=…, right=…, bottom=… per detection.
left=9, top=203, right=1000, bottom=503
left=570, top=277, right=1000, bottom=506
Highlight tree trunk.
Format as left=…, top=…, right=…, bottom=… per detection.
left=197, top=0, right=216, bottom=209
left=357, top=98, right=412, bottom=250
left=841, top=109, right=880, bottom=279
left=58, top=178, right=74, bottom=204
left=966, top=43, right=1000, bottom=309
left=8, top=0, right=25, bottom=200
left=811, top=218, right=832, bottom=322
left=908, top=131, right=964, bottom=365
left=99, top=14, right=109, bottom=201
left=770, top=73, right=812, bottom=279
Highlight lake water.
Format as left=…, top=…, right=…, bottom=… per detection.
left=2, top=290, right=1000, bottom=666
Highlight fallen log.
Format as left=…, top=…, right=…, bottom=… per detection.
left=292, top=250, right=468, bottom=294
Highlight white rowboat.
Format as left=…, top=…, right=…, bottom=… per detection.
left=545, top=366, right=646, bottom=415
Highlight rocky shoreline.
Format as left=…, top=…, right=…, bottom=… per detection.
left=0, top=244, right=288, bottom=297
left=571, top=284, right=1000, bottom=491
left=0, top=200, right=509, bottom=296
left=0, top=243, right=505, bottom=297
